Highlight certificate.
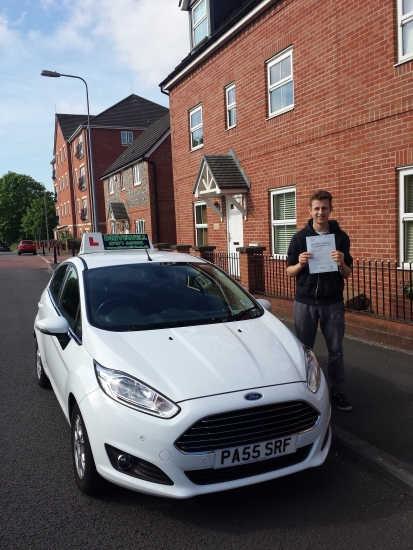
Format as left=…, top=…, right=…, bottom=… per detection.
left=306, top=234, right=338, bottom=274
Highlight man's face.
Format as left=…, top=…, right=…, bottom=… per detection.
left=309, top=199, right=333, bottom=227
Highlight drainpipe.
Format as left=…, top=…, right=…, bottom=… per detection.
left=143, top=156, right=160, bottom=243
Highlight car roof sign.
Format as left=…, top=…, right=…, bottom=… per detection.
left=79, top=233, right=154, bottom=254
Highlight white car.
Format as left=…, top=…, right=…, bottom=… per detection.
left=34, top=233, right=331, bottom=498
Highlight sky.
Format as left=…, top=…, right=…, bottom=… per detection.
left=0, top=0, right=189, bottom=191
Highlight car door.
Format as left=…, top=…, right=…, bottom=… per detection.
left=42, top=265, right=83, bottom=414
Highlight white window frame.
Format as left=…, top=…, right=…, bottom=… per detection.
left=270, top=186, right=296, bottom=256
left=65, top=174, right=68, bottom=188
left=194, top=201, right=208, bottom=246
left=68, top=202, right=70, bottom=216
left=191, top=0, right=209, bottom=47
left=135, top=219, right=146, bottom=233
left=133, top=164, right=141, bottom=186
left=267, top=47, right=294, bottom=119
left=226, top=82, right=236, bottom=129
left=77, top=200, right=80, bottom=214
left=121, top=131, right=133, bottom=145
left=399, top=166, right=413, bottom=265
left=121, top=171, right=125, bottom=190
left=398, top=0, right=413, bottom=63
left=189, top=105, right=203, bottom=151
left=109, top=177, right=114, bottom=195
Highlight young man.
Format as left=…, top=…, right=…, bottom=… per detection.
left=286, top=189, right=353, bottom=411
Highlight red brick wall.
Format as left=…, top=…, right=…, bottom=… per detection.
left=168, top=0, right=413, bottom=260
left=102, top=136, right=176, bottom=244
left=54, top=123, right=76, bottom=236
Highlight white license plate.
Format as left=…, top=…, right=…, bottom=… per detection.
left=214, top=435, right=297, bottom=469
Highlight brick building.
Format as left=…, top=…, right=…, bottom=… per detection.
left=159, top=0, right=413, bottom=267
left=100, top=113, right=176, bottom=244
left=52, top=94, right=168, bottom=238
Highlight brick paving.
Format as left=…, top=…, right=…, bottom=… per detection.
left=0, top=253, right=50, bottom=270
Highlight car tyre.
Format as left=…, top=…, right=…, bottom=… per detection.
left=71, top=404, right=101, bottom=495
left=18, top=252, right=21, bottom=256
left=33, top=251, right=37, bottom=255
left=36, top=343, right=51, bottom=388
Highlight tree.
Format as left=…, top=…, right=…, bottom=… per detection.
left=0, top=172, right=47, bottom=243
left=21, top=192, right=56, bottom=241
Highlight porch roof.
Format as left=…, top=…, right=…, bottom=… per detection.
left=108, top=202, right=129, bottom=221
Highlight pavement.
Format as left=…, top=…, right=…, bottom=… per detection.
left=36, top=250, right=413, bottom=496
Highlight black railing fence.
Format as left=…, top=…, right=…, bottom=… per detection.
left=204, top=251, right=241, bottom=279
left=252, top=255, right=413, bottom=324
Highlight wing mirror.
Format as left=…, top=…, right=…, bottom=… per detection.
left=256, top=298, right=272, bottom=311
left=36, top=317, right=71, bottom=349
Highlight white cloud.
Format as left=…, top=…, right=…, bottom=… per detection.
left=0, top=14, right=24, bottom=53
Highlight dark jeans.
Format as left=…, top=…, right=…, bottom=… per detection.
left=293, top=301, right=345, bottom=395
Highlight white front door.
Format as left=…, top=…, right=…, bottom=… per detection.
left=226, top=195, right=244, bottom=276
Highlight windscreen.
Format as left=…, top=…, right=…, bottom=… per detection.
left=84, top=262, right=262, bottom=331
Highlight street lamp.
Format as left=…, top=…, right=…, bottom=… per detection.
left=41, top=70, right=98, bottom=232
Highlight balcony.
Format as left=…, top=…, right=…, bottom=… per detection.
left=78, top=175, right=86, bottom=191
left=54, top=193, right=58, bottom=204
left=52, top=170, right=56, bottom=180
left=75, top=143, right=84, bottom=159
left=55, top=216, right=60, bottom=226
left=80, top=208, right=88, bottom=222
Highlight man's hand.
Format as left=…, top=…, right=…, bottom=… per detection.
left=298, top=252, right=312, bottom=266
left=286, top=252, right=312, bottom=277
left=331, top=250, right=352, bottom=278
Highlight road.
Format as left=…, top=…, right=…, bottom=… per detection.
left=1, top=251, right=412, bottom=550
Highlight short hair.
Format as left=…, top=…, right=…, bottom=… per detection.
left=309, top=189, right=333, bottom=206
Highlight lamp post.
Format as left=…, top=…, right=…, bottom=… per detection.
left=44, top=191, right=50, bottom=244
left=41, top=70, right=98, bottom=232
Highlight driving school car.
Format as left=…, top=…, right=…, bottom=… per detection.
left=34, top=233, right=331, bottom=498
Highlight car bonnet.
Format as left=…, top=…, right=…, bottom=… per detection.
left=83, top=312, right=306, bottom=402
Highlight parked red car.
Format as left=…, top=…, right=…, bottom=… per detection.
left=18, top=240, right=37, bottom=255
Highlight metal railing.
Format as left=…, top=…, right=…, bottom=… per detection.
left=78, top=175, right=86, bottom=191
left=75, top=143, right=84, bottom=159
left=252, top=255, right=413, bottom=324
left=203, top=251, right=241, bottom=279
left=80, top=208, right=88, bottom=222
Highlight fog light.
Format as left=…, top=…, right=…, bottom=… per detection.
left=117, top=453, right=133, bottom=470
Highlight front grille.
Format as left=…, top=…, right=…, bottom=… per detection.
left=185, top=444, right=313, bottom=485
left=175, top=401, right=319, bottom=454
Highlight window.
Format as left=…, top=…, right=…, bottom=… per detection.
left=398, top=0, right=413, bottom=61
left=66, top=174, right=68, bottom=188
left=111, top=222, right=118, bottom=234
left=270, top=187, right=296, bottom=255
left=121, top=131, right=133, bottom=145
left=226, top=83, right=236, bottom=129
left=399, top=167, right=413, bottom=263
left=121, top=171, right=125, bottom=190
left=68, top=202, right=70, bottom=216
left=109, top=177, right=114, bottom=194
left=135, top=219, right=145, bottom=233
left=77, top=200, right=80, bottom=214
left=75, top=170, right=78, bottom=185
left=190, top=105, right=203, bottom=150
left=59, top=266, right=82, bottom=338
left=63, top=146, right=66, bottom=160
left=194, top=202, right=208, bottom=245
left=49, top=265, right=69, bottom=302
left=191, top=0, right=208, bottom=47
left=133, top=164, right=141, bottom=186
left=79, top=165, right=86, bottom=190
left=267, top=48, right=294, bottom=117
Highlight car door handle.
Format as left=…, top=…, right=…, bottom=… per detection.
left=38, top=301, right=43, bottom=308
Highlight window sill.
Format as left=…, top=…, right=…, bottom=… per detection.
left=266, top=105, right=294, bottom=121
left=225, top=125, right=236, bottom=132
left=190, top=144, right=204, bottom=152
left=133, top=182, right=141, bottom=186
left=394, top=55, right=413, bottom=67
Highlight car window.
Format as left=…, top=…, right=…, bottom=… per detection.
left=59, top=267, right=81, bottom=336
left=84, top=262, right=262, bottom=332
left=49, top=265, right=69, bottom=302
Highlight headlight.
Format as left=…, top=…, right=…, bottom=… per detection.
left=304, top=346, right=321, bottom=393
left=94, top=361, right=180, bottom=419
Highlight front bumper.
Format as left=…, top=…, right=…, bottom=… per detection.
left=80, top=377, right=331, bottom=498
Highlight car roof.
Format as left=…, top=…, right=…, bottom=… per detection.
left=65, top=250, right=207, bottom=271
